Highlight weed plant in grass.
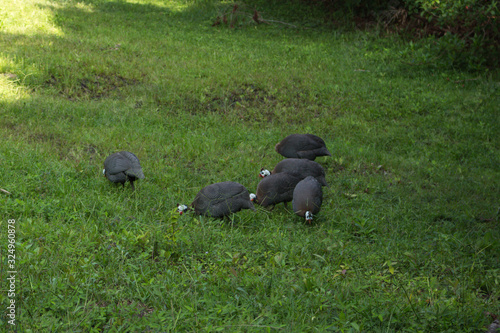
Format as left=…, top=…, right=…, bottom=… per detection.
left=0, top=0, right=499, bottom=331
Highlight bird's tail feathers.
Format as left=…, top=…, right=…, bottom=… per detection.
left=126, top=168, right=145, bottom=179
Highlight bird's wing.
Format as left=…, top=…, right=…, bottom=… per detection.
left=105, top=154, right=131, bottom=175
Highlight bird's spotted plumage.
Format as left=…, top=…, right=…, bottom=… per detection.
left=259, top=158, right=328, bottom=187
left=275, top=134, right=331, bottom=160
left=253, top=173, right=302, bottom=208
left=103, top=151, right=145, bottom=190
left=186, top=181, right=255, bottom=218
left=292, top=176, right=323, bottom=223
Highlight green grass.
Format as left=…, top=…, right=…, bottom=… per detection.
left=1, top=0, right=499, bottom=331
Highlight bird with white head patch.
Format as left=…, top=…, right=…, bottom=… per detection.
left=292, top=176, right=323, bottom=224
left=258, top=158, right=328, bottom=187
left=251, top=173, right=302, bottom=209
left=178, top=181, right=255, bottom=218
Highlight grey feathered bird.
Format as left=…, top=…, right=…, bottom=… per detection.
left=251, top=173, right=302, bottom=209
left=275, top=134, right=331, bottom=160
left=292, top=176, right=323, bottom=223
left=178, top=181, right=255, bottom=218
left=487, top=319, right=499, bottom=333
left=259, top=158, right=328, bottom=187
left=103, top=151, right=145, bottom=190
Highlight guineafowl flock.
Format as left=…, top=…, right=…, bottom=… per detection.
left=104, top=134, right=331, bottom=224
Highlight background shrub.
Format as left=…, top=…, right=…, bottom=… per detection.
left=400, top=0, right=499, bottom=70
left=281, top=0, right=499, bottom=70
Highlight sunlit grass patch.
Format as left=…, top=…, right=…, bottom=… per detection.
left=0, top=73, right=30, bottom=101
left=0, top=0, right=64, bottom=35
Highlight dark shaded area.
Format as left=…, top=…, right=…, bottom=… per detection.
left=248, top=0, right=499, bottom=69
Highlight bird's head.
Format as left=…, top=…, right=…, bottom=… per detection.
left=249, top=193, right=257, bottom=202
left=259, top=168, right=271, bottom=178
left=177, top=204, right=189, bottom=215
left=102, top=169, right=106, bottom=176
left=305, top=211, right=314, bottom=224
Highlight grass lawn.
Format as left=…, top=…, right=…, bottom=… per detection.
left=0, top=0, right=499, bottom=331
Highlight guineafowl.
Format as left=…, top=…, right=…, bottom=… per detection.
left=259, top=158, right=328, bottom=187
left=275, top=134, right=331, bottom=160
left=251, top=173, right=302, bottom=209
left=292, top=176, right=323, bottom=224
left=178, top=181, right=255, bottom=218
left=103, top=151, right=145, bottom=190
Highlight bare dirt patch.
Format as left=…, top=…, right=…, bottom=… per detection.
left=46, top=73, right=139, bottom=100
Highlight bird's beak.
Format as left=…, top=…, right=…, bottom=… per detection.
left=258, top=174, right=264, bottom=178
